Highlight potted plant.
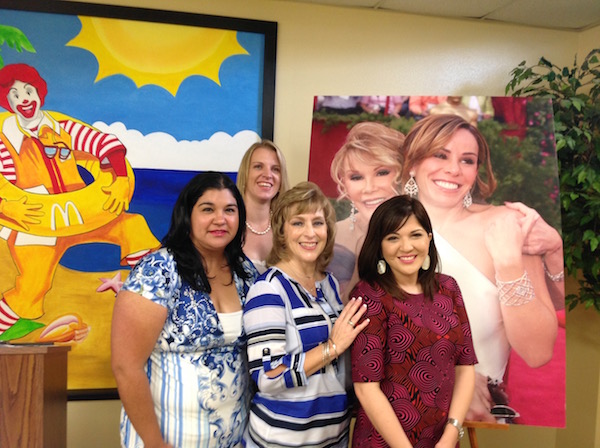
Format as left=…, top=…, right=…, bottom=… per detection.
left=506, top=49, right=600, bottom=312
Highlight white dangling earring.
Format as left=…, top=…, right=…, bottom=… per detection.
left=463, top=191, right=473, bottom=209
left=421, top=255, right=431, bottom=271
left=349, top=202, right=357, bottom=231
left=403, top=172, right=419, bottom=198
left=377, top=259, right=387, bottom=275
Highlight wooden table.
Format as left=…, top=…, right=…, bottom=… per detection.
left=0, top=344, right=71, bottom=448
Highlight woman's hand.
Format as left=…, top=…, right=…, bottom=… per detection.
left=464, top=373, right=496, bottom=423
left=484, top=211, right=524, bottom=276
left=329, top=296, right=369, bottom=355
left=504, top=202, right=562, bottom=257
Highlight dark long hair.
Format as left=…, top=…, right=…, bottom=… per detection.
left=162, top=171, right=249, bottom=291
left=357, top=195, right=439, bottom=300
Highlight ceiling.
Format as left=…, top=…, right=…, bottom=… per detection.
left=275, top=0, right=600, bottom=31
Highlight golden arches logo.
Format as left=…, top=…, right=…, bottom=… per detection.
left=50, top=201, right=84, bottom=230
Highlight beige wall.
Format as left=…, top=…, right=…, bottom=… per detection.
left=62, top=1, right=600, bottom=447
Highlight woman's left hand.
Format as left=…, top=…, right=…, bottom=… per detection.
left=329, top=296, right=369, bottom=354
left=505, top=201, right=562, bottom=256
left=484, top=212, right=524, bottom=271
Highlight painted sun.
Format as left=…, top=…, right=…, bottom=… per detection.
left=68, top=16, right=248, bottom=95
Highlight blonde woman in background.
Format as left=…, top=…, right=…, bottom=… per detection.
left=329, top=122, right=405, bottom=300
left=237, top=140, right=290, bottom=273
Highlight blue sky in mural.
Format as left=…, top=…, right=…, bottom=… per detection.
left=1, top=9, right=264, bottom=140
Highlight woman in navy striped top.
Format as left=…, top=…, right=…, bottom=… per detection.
left=243, top=182, right=369, bottom=447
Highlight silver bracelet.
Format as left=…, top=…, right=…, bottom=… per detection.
left=496, top=271, right=535, bottom=306
left=446, top=418, right=464, bottom=439
left=543, top=264, right=564, bottom=282
left=328, top=338, right=339, bottom=358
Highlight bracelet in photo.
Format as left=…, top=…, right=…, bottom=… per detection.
left=496, top=271, right=535, bottom=306
left=544, top=264, right=564, bottom=282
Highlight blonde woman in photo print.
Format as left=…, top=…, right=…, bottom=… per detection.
left=237, top=140, right=290, bottom=274
left=329, top=122, right=405, bottom=300
left=401, top=113, right=563, bottom=425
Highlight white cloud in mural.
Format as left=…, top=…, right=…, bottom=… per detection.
left=94, top=122, right=261, bottom=171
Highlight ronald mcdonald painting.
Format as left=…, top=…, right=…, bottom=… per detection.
left=0, top=1, right=276, bottom=393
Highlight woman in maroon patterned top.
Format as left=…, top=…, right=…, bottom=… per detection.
left=350, top=195, right=476, bottom=448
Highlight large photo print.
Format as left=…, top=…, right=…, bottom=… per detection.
left=309, top=95, right=565, bottom=427
left=0, top=0, right=276, bottom=396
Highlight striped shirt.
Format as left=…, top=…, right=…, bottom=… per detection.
left=243, top=267, right=351, bottom=448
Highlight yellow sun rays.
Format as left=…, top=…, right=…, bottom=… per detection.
left=68, top=16, right=248, bottom=96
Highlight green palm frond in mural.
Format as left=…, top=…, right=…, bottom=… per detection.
left=0, top=24, right=36, bottom=67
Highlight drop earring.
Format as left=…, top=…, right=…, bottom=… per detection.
left=463, top=191, right=473, bottom=209
left=403, top=172, right=419, bottom=198
left=421, top=255, right=431, bottom=271
left=349, top=202, right=357, bottom=231
left=377, top=259, right=387, bottom=275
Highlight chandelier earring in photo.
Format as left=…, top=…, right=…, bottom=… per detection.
left=403, top=172, right=419, bottom=198
left=421, top=254, right=431, bottom=271
left=349, top=202, right=357, bottom=231
left=377, top=259, right=387, bottom=275
left=463, top=191, right=473, bottom=209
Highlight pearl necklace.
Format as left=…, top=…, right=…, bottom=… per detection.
left=245, top=220, right=271, bottom=235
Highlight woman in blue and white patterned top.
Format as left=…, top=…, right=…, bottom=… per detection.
left=112, top=172, right=258, bottom=448
left=243, top=182, right=369, bottom=448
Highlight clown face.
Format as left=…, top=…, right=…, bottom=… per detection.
left=7, top=80, right=43, bottom=125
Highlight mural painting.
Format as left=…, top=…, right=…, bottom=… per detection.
left=0, top=3, right=275, bottom=393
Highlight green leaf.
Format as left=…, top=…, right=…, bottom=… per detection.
left=0, top=25, right=36, bottom=54
left=505, top=51, right=600, bottom=313
left=0, top=319, right=45, bottom=341
left=571, top=97, right=585, bottom=111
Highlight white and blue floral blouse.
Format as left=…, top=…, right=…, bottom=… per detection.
left=119, top=247, right=258, bottom=448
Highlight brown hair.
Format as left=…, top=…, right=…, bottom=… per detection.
left=402, top=114, right=497, bottom=200
left=236, top=139, right=290, bottom=204
left=268, top=182, right=336, bottom=274
left=330, top=122, right=405, bottom=200
left=357, top=195, right=439, bottom=300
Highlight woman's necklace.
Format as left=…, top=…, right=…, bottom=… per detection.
left=245, top=212, right=272, bottom=235
left=280, top=262, right=318, bottom=296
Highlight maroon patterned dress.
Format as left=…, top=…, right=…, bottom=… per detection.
left=351, top=274, right=477, bottom=448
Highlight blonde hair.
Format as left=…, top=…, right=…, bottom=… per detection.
left=330, top=122, right=405, bottom=200
left=268, top=182, right=336, bottom=274
left=402, top=114, right=496, bottom=200
left=236, top=140, right=290, bottom=204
